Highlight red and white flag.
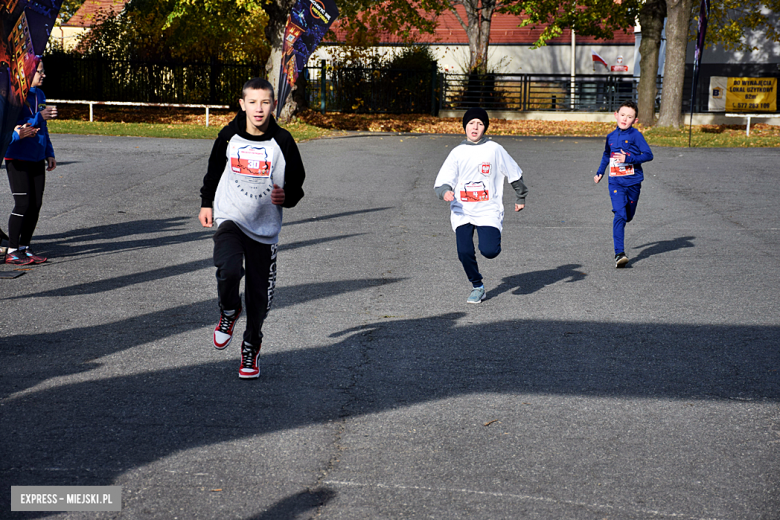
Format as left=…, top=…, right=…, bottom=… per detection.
left=591, top=51, right=609, bottom=70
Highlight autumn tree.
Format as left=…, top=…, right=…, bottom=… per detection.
left=78, top=0, right=269, bottom=61
left=649, top=0, right=780, bottom=127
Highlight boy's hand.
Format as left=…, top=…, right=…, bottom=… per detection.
left=199, top=207, right=213, bottom=228
left=14, top=123, right=38, bottom=139
left=594, top=174, right=603, bottom=184
left=41, top=105, right=58, bottom=120
left=514, top=203, right=525, bottom=212
left=46, top=157, right=56, bottom=171
left=614, top=149, right=627, bottom=163
left=271, top=184, right=285, bottom=205
left=443, top=191, right=455, bottom=202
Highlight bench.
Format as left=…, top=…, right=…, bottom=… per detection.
left=725, top=113, right=776, bottom=136
left=47, top=100, right=230, bottom=127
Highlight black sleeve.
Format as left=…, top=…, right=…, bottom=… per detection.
left=200, top=129, right=232, bottom=208
left=277, top=131, right=306, bottom=208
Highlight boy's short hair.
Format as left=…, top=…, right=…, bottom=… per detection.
left=242, top=78, right=275, bottom=100
left=619, top=100, right=639, bottom=116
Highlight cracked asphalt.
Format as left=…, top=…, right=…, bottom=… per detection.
left=1, top=132, right=779, bottom=519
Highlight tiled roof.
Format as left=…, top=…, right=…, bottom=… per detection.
left=62, top=0, right=128, bottom=28
left=328, top=7, right=634, bottom=45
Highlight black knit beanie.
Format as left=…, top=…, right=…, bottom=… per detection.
left=462, top=107, right=489, bottom=132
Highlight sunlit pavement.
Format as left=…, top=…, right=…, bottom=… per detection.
left=1, top=133, right=778, bottom=519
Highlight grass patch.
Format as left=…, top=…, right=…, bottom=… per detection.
left=641, top=124, right=780, bottom=148
left=47, top=106, right=780, bottom=147
left=48, top=119, right=331, bottom=142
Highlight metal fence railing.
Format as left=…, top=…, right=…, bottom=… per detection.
left=44, top=55, right=776, bottom=118
left=42, top=54, right=263, bottom=107
left=438, top=73, right=663, bottom=113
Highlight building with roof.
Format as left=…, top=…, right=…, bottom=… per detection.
left=313, top=7, right=636, bottom=75
left=55, top=0, right=127, bottom=50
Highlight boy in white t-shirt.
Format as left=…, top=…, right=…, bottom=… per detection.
left=434, top=108, right=528, bottom=303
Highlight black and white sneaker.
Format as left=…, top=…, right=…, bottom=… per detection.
left=213, top=306, right=242, bottom=350
left=615, top=252, right=629, bottom=268
left=238, top=342, right=261, bottom=379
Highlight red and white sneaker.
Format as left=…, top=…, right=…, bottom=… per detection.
left=213, top=306, right=242, bottom=350
left=238, top=342, right=261, bottom=379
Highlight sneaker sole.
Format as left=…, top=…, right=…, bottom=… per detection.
left=616, top=257, right=629, bottom=268
left=214, top=338, right=232, bottom=350
left=467, top=296, right=486, bottom=304
left=238, top=371, right=260, bottom=379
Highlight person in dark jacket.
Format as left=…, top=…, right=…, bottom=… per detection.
left=4, top=58, right=57, bottom=265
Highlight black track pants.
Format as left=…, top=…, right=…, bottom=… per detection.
left=6, top=159, right=45, bottom=249
left=213, top=220, right=277, bottom=346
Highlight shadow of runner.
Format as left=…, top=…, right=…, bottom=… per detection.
left=283, top=208, right=393, bottom=227
left=487, top=264, right=586, bottom=299
left=0, top=278, right=404, bottom=398
left=30, top=217, right=210, bottom=259
left=1, top=312, right=778, bottom=516
left=249, top=488, right=336, bottom=520
left=631, top=236, right=695, bottom=265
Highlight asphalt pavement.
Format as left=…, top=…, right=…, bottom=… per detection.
left=1, top=131, right=779, bottom=519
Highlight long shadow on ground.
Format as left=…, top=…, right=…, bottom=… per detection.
left=2, top=310, right=778, bottom=516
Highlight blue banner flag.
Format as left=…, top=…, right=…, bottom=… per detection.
left=688, top=0, right=710, bottom=146
left=276, top=0, right=339, bottom=117
left=1, top=0, right=61, bottom=158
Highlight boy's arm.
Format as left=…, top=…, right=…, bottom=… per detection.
left=511, top=178, right=527, bottom=205
left=624, top=131, right=653, bottom=165
left=278, top=134, right=305, bottom=208
left=595, top=136, right=610, bottom=178
left=200, top=133, right=230, bottom=209
left=434, top=150, right=459, bottom=200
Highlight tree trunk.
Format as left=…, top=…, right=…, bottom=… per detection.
left=637, top=0, right=666, bottom=126
left=452, top=0, right=496, bottom=74
left=656, top=0, right=694, bottom=128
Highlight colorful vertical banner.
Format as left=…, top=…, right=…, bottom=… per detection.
left=688, top=0, right=709, bottom=146
left=276, top=0, right=338, bottom=118
left=1, top=0, right=61, bottom=158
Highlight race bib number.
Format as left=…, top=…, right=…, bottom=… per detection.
left=460, top=181, right=489, bottom=202
left=230, top=146, right=271, bottom=177
left=609, top=155, right=634, bottom=177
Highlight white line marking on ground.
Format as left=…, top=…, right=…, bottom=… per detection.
left=323, top=480, right=721, bottom=520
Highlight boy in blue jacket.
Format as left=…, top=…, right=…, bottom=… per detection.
left=594, top=100, right=653, bottom=268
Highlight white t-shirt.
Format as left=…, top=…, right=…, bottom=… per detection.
left=434, top=139, right=523, bottom=232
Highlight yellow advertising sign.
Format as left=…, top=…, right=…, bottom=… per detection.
left=726, top=77, right=777, bottom=112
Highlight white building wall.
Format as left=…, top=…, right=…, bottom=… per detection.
left=310, top=43, right=635, bottom=75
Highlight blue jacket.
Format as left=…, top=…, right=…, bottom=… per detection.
left=596, top=126, right=652, bottom=187
left=5, top=88, right=55, bottom=162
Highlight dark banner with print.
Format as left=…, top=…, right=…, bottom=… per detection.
left=276, top=0, right=338, bottom=117
left=1, top=0, right=61, bottom=159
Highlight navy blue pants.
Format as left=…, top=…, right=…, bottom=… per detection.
left=455, top=224, right=501, bottom=287
left=213, top=221, right=277, bottom=345
left=609, top=183, right=641, bottom=255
